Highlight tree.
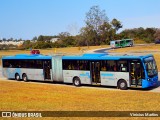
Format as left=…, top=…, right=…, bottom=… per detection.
left=22, top=40, right=32, bottom=49
left=79, top=26, right=97, bottom=46
left=154, top=29, right=160, bottom=40
left=79, top=5, right=123, bottom=46
left=32, top=36, right=37, bottom=41
left=119, top=27, right=157, bottom=43
left=111, top=18, right=123, bottom=32
left=58, top=32, right=70, bottom=40
left=37, top=35, right=44, bottom=41
left=79, top=5, right=109, bottom=45
left=99, top=22, right=112, bottom=44
left=85, top=5, right=108, bottom=33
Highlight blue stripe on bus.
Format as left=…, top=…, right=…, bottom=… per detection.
left=101, top=73, right=114, bottom=77
left=80, top=72, right=90, bottom=78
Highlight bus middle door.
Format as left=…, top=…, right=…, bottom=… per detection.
left=129, top=60, right=142, bottom=87
left=90, top=61, right=101, bottom=84
left=43, top=60, right=51, bottom=80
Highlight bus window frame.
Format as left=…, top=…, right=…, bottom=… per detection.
left=2, top=59, right=51, bottom=69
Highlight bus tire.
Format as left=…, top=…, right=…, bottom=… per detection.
left=118, top=80, right=127, bottom=90
left=22, top=74, right=28, bottom=82
left=73, top=77, right=81, bottom=87
left=15, top=73, right=20, bottom=81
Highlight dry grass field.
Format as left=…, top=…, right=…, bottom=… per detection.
left=0, top=79, right=160, bottom=120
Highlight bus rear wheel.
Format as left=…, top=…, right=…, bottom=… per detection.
left=73, top=77, right=81, bottom=87
left=118, top=80, right=127, bottom=90
left=22, top=74, right=28, bottom=82
left=15, top=73, right=20, bottom=81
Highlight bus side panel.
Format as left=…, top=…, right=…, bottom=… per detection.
left=3, top=68, right=22, bottom=79
left=21, top=68, right=44, bottom=81
left=100, top=72, right=115, bottom=86
left=101, top=72, right=130, bottom=87
left=2, top=68, right=44, bottom=81
left=115, top=72, right=130, bottom=87
left=20, top=68, right=34, bottom=80
left=63, top=70, right=91, bottom=84
left=52, top=56, right=63, bottom=82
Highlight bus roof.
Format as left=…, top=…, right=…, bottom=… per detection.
left=2, top=53, right=153, bottom=61
left=62, top=53, right=153, bottom=60
left=111, top=39, right=133, bottom=42
left=2, top=54, right=52, bottom=60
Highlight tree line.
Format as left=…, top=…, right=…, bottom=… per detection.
left=1, top=6, right=160, bottom=50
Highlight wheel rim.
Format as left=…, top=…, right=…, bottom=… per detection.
left=23, top=76, right=26, bottom=81
left=16, top=75, right=20, bottom=80
left=120, top=82, right=125, bottom=88
left=75, top=79, right=79, bottom=86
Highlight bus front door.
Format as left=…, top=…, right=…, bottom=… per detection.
left=129, top=61, right=142, bottom=87
left=43, top=60, right=51, bottom=80
left=91, top=61, right=101, bottom=84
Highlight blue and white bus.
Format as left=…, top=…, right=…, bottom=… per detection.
left=2, top=53, right=158, bottom=90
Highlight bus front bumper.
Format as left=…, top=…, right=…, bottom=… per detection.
left=142, top=76, right=158, bottom=88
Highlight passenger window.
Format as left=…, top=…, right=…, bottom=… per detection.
left=107, top=61, right=117, bottom=71
left=117, top=61, right=128, bottom=72
left=101, top=60, right=107, bottom=71
left=62, top=60, right=90, bottom=70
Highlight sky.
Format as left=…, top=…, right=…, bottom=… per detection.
left=0, top=0, right=160, bottom=40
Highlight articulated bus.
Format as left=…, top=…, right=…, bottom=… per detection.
left=2, top=53, right=158, bottom=90
left=110, top=39, right=134, bottom=48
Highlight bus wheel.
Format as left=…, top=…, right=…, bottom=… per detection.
left=73, top=77, right=81, bottom=87
left=22, top=74, right=28, bottom=82
left=15, top=73, right=20, bottom=81
left=118, top=80, right=127, bottom=90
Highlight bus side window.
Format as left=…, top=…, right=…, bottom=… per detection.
left=107, top=61, right=117, bottom=72
left=113, top=65, right=117, bottom=71
left=68, top=64, right=72, bottom=70
left=74, top=60, right=79, bottom=70
left=117, top=61, right=128, bottom=72
left=62, top=60, right=67, bottom=70
left=3, top=60, right=9, bottom=67
left=79, top=61, right=84, bottom=70
left=101, top=60, right=107, bottom=71
left=62, top=60, right=90, bottom=70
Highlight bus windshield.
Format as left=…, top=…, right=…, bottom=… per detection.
left=144, top=57, right=158, bottom=77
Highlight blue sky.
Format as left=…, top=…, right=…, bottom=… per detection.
left=0, top=0, right=160, bottom=40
